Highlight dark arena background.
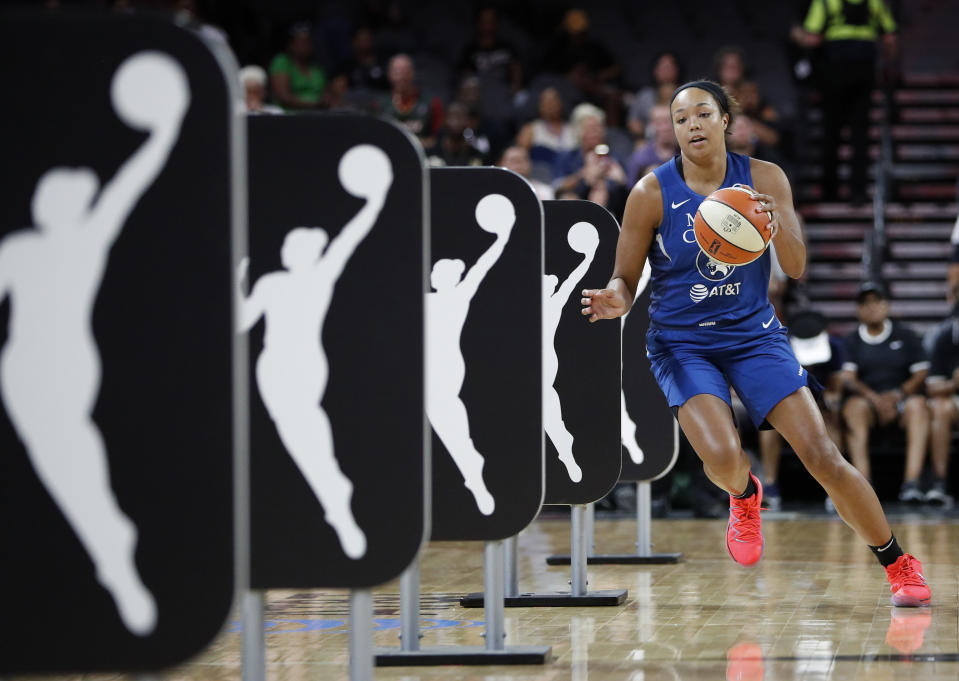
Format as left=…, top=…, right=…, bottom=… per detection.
left=3, top=1, right=959, bottom=680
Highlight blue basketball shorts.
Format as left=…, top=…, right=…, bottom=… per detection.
left=646, top=306, right=817, bottom=429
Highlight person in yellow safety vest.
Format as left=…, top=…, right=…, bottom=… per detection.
left=791, top=0, right=897, bottom=206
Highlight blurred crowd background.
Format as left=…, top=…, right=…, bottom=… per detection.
left=32, top=0, right=959, bottom=515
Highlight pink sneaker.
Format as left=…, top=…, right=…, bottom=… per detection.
left=885, top=608, right=932, bottom=653
left=726, top=641, right=764, bottom=681
left=885, top=554, right=931, bottom=607
left=726, top=472, right=764, bottom=566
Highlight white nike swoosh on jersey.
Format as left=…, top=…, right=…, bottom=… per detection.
left=762, top=314, right=776, bottom=328
left=671, top=199, right=691, bottom=209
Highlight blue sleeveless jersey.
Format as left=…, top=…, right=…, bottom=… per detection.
left=648, top=153, right=771, bottom=328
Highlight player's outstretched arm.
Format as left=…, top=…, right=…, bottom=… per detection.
left=750, top=158, right=805, bottom=279
left=90, top=55, right=190, bottom=246
left=88, top=124, right=184, bottom=247
left=555, top=226, right=598, bottom=303
left=322, top=146, right=394, bottom=279
left=581, top=172, right=660, bottom=322
left=323, top=186, right=392, bottom=281
left=460, top=224, right=513, bottom=297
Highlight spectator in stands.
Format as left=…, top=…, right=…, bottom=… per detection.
left=456, top=75, right=502, bottom=162
left=427, top=101, right=486, bottom=167
left=726, top=114, right=757, bottom=157
left=541, top=9, right=623, bottom=127
left=714, top=45, right=748, bottom=93
left=626, top=51, right=682, bottom=142
left=516, top=87, right=577, bottom=180
left=759, top=310, right=846, bottom=511
left=791, top=0, right=897, bottom=204
left=378, top=53, right=444, bottom=152
left=239, top=66, right=283, bottom=114
left=339, top=25, right=388, bottom=92
left=841, top=282, right=931, bottom=503
left=712, top=45, right=783, bottom=159
left=625, top=104, right=678, bottom=187
left=735, top=80, right=782, bottom=158
left=553, top=103, right=627, bottom=219
left=499, top=146, right=554, bottom=201
left=457, top=6, right=523, bottom=95
left=924, top=288, right=959, bottom=507
left=269, top=22, right=327, bottom=111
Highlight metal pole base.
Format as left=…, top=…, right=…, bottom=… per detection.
left=241, top=590, right=266, bottom=681
left=546, top=482, right=684, bottom=565
left=545, top=552, right=682, bottom=565
left=349, top=589, right=374, bottom=681
left=459, top=589, right=626, bottom=607
left=376, top=645, right=551, bottom=666
left=376, top=541, right=552, bottom=666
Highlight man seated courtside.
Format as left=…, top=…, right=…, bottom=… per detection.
left=841, top=282, right=931, bottom=503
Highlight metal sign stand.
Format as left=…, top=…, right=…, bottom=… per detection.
left=461, top=506, right=627, bottom=607
left=376, top=544, right=551, bottom=666
left=241, top=591, right=266, bottom=681
left=349, top=589, right=375, bottom=681
left=547, top=482, right=682, bottom=565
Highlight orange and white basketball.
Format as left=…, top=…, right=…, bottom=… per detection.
left=693, top=186, right=772, bottom=266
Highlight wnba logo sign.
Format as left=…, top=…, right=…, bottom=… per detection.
left=708, top=239, right=722, bottom=255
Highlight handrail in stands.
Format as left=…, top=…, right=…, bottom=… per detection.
left=864, top=78, right=896, bottom=284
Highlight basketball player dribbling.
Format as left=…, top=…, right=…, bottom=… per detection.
left=582, top=80, right=930, bottom=607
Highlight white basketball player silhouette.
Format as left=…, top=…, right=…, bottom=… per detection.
left=237, top=145, right=392, bottom=560
left=621, top=261, right=652, bottom=464
left=0, top=52, right=189, bottom=636
left=427, top=193, right=515, bottom=515
left=544, top=222, right=599, bottom=483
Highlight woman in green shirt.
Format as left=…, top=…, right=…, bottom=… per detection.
left=269, top=22, right=326, bottom=111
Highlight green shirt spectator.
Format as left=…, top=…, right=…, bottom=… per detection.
left=269, top=22, right=326, bottom=111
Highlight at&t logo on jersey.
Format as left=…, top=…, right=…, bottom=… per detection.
left=689, top=281, right=742, bottom=303
left=689, top=283, right=708, bottom=302
left=689, top=252, right=743, bottom=303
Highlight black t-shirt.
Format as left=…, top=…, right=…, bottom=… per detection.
left=843, top=320, right=929, bottom=392
left=928, top=318, right=959, bottom=382
left=459, top=39, right=518, bottom=85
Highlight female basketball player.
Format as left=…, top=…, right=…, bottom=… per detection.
left=582, top=80, right=930, bottom=606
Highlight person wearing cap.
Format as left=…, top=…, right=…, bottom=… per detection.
left=922, top=283, right=959, bottom=507
left=583, top=79, right=931, bottom=607
left=759, top=310, right=846, bottom=511
left=841, top=282, right=931, bottom=503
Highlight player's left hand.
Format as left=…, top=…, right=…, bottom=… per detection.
left=739, top=184, right=779, bottom=239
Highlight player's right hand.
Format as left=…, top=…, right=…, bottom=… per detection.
left=581, top=288, right=626, bottom=323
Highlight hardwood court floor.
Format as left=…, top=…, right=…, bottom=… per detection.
left=39, top=511, right=959, bottom=680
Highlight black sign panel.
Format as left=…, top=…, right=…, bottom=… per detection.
left=429, top=168, right=543, bottom=541
left=246, top=115, right=427, bottom=588
left=542, top=201, right=621, bottom=504
left=0, top=11, right=237, bottom=673
left=620, top=273, right=679, bottom=481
